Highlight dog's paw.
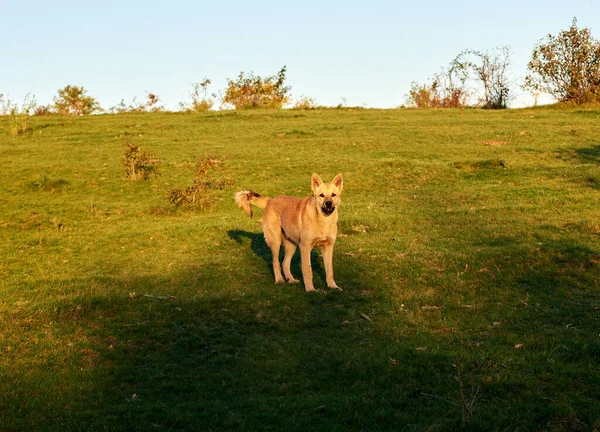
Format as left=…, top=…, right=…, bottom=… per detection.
left=327, top=282, right=342, bottom=290
left=305, top=286, right=318, bottom=293
left=287, top=278, right=300, bottom=284
left=275, top=278, right=285, bottom=284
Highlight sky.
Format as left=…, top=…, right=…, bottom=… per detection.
left=2, top=0, right=599, bottom=110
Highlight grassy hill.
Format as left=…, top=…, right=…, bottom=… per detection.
left=1, top=107, right=599, bottom=430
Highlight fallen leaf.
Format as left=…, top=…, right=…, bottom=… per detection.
left=416, top=347, right=427, bottom=351
left=360, top=313, right=372, bottom=321
left=389, top=358, right=399, bottom=366
left=482, top=140, right=509, bottom=146
left=492, top=322, right=501, bottom=327
left=421, top=305, right=443, bottom=311
left=514, top=344, right=523, bottom=349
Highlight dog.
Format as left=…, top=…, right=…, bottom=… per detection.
left=235, top=173, right=343, bottom=292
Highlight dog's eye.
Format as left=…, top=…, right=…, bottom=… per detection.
left=332, top=193, right=336, bottom=197
left=319, top=193, right=325, bottom=197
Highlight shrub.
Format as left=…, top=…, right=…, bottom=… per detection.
left=122, top=143, right=161, bottom=180
left=222, top=66, right=291, bottom=109
left=523, top=18, right=600, bottom=104
left=53, top=85, right=101, bottom=115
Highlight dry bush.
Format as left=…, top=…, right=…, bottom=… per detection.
left=222, top=66, right=290, bottom=109
left=167, top=155, right=230, bottom=208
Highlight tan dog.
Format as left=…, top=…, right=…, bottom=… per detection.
left=235, top=173, right=343, bottom=292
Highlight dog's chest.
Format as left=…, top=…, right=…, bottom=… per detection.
left=311, top=216, right=337, bottom=245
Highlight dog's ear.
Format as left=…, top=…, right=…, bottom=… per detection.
left=331, top=173, right=343, bottom=192
left=311, top=173, right=323, bottom=193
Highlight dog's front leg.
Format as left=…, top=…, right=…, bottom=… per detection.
left=321, top=243, right=341, bottom=290
left=300, top=242, right=317, bottom=292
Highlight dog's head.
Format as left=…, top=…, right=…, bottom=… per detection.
left=311, top=173, right=343, bottom=217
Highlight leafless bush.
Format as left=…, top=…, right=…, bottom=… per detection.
left=457, top=46, right=514, bottom=109
left=406, top=58, right=469, bottom=108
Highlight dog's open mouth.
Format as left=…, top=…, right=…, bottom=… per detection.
left=321, top=206, right=335, bottom=216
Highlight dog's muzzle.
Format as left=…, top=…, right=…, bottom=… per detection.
left=321, top=201, right=335, bottom=216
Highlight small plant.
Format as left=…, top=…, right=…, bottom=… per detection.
left=0, top=94, right=8, bottom=115
left=453, top=357, right=495, bottom=425
left=33, top=104, right=55, bottom=116
left=222, top=66, right=291, bottom=109
left=185, top=79, right=214, bottom=111
left=293, top=95, right=317, bottom=109
left=54, top=85, right=101, bottom=115
left=167, top=155, right=229, bottom=207
left=122, top=143, right=161, bottom=180
left=111, top=93, right=165, bottom=114
left=8, top=94, right=36, bottom=136
left=415, top=356, right=497, bottom=426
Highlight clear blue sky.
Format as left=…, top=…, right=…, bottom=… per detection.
left=2, top=0, right=599, bottom=109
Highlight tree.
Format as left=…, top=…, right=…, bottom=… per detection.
left=222, top=66, right=291, bottom=109
left=458, top=46, right=513, bottom=109
left=53, top=85, right=101, bottom=115
left=523, top=18, right=600, bottom=104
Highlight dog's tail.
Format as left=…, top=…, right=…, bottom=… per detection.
left=235, top=190, right=269, bottom=217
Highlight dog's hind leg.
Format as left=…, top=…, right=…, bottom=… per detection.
left=282, top=236, right=300, bottom=284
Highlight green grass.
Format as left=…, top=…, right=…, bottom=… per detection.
left=1, top=106, right=599, bottom=431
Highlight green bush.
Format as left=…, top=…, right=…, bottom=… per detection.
left=122, top=143, right=161, bottom=180
left=222, top=66, right=290, bottom=109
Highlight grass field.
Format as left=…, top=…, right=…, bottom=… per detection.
left=1, top=106, right=599, bottom=431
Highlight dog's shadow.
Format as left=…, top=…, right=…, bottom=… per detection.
left=227, top=230, right=325, bottom=283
